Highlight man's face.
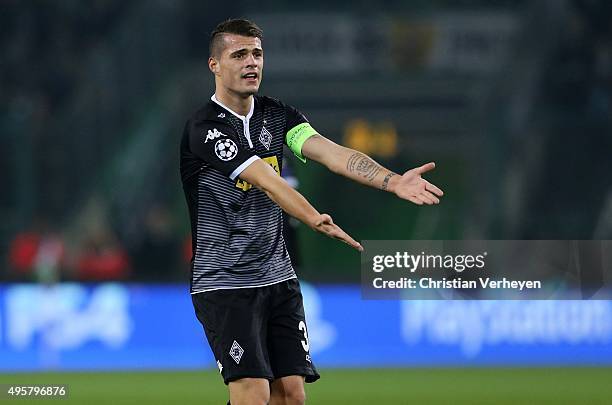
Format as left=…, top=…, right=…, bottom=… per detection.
left=210, top=34, right=263, bottom=97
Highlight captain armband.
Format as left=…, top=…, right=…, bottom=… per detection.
left=285, top=123, right=318, bottom=163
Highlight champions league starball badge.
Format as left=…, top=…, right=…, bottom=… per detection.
left=214, top=138, right=238, bottom=161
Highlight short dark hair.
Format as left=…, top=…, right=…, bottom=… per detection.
left=209, top=19, right=263, bottom=58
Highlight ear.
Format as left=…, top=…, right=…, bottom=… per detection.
left=208, top=56, right=220, bottom=75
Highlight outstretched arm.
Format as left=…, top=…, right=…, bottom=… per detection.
left=239, top=159, right=363, bottom=251
left=301, top=134, right=444, bottom=205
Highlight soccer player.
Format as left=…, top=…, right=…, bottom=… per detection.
left=180, top=19, right=443, bottom=405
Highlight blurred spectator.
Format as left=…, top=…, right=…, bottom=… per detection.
left=8, top=232, right=39, bottom=275
left=75, top=227, right=130, bottom=281
left=8, top=218, right=65, bottom=283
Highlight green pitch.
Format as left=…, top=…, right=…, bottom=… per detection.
left=1, top=368, right=611, bottom=404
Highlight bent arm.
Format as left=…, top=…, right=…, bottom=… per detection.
left=238, top=159, right=363, bottom=250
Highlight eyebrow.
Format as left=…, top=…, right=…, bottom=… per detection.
left=229, top=47, right=263, bottom=57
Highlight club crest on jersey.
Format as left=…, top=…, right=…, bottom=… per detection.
left=215, top=138, right=238, bottom=161
left=205, top=128, right=225, bottom=143
left=259, top=126, right=272, bottom=150
left=229, top=340, right=244, bottom=364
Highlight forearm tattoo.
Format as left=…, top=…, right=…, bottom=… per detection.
left=382, top=172, right=396, bottom=191
left=346, top=152, right=382, bottom=182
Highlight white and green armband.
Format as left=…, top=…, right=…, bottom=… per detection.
left=286, top=123, right=318, bottom=163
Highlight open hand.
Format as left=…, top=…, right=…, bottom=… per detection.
left=394, top=162, right=444, bottom=205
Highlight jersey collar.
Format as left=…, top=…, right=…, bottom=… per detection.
left=211, top=94, right=256, bottom=149
left=211, top=94, right=254, bottom=122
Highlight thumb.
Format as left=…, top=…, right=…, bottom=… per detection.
left=414, top=162, right=435, bottom=175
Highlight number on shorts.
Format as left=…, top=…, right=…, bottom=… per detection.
left=298, top=320, right=310, bottom=352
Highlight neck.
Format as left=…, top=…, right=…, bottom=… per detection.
left=214, top=87, right=253, bottom=117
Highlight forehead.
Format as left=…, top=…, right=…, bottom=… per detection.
left=221, top=34, right=262, bottom=54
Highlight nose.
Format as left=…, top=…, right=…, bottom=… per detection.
left=245, top=53, right=258, bottom=67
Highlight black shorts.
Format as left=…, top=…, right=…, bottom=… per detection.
left=192, top=278, right=320, bottom=385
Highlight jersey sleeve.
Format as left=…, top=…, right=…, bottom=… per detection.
left=284, top=104, right=318, bottom=163
left=188, top=119, right=259, bottom=180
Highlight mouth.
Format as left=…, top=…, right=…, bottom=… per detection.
left=242, top=72, right=259, bottom=82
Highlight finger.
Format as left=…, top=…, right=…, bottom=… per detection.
left=325, top=223, right=363, bottom=251
left=408, top=196, right=423, bottom=205
left=418, top=193, right=435, bottom=205
left=345, top=238, right=364, bottom=252
left=333, top=229, right=363, bottom=251
left=415, top=162, right=436, bottom=175
left=425, top=182, right=444, bottom=196
left=421, top=190, right=440, bottom=204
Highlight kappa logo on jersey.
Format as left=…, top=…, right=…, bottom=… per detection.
left=215, top=138, right=238, bottom=161
left=204, top=128, right=226, bottom=143
left=259, top=126, right=272, bottom=150
left=229, top=340, right=244, bottom=364
left=236, top=155, right=280, bottom=191
left=217, top=112, right=225, bottom=118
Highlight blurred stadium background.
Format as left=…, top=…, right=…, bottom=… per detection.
left=1, top=0, right=611, bottom=403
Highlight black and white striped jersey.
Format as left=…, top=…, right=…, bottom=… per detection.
left=180, top=94, right=310, bottom=294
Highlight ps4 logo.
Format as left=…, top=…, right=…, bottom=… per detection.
left=5, top=284, right=132, bottom=350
